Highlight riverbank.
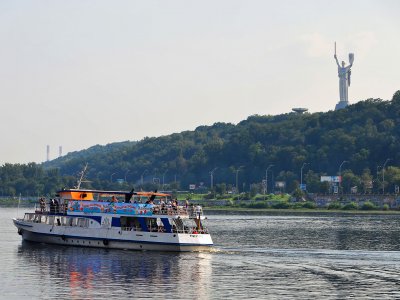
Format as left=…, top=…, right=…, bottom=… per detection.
left=0, top=199, right=36, bottom=207
left=2, top=198, right=399, bottom=214
left=204, top=207, right=400, bottom=215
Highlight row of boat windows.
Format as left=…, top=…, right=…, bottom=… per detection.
left=23, top=213, right=209, bottom=234
left=24, top=213, right=91, bottom=228
left=120, top=216, right=208, bottom=234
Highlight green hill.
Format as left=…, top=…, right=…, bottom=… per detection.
left=2, top=90, right=400, bottom=196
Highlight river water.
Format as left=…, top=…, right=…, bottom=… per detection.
left=2, top=208, right=400, bottom=299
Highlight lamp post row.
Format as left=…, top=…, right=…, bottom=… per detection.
left=110, top=159, right=394, bottom=194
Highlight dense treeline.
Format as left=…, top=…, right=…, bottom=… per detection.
left=2, top=91, right=400, bottom=197
left=0, top=163, right=76, bottom=197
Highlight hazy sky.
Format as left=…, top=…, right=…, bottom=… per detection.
left=1, top=0, right=399, bottom=164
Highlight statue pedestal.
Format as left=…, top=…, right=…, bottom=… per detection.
left=335, top=101, right=349, bottom=110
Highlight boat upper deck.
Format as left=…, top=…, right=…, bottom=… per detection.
left=36, top=189, right=205, bottom=219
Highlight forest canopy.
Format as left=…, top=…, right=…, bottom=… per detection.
left=1, top=91, right=400, bottom=197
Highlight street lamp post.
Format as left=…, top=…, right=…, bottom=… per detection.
left=339, top=160, right=348, bottom=194
left=110, top=172, right=116, bottom=183
left=210, top=168, right=217, bottom=190
left=162, top=170, right=168, bottom=190
left=382, top=158, right=392, bottom=194
left=141, top=169, right=148, bottom=185
left=376, top=165, right=381, bottom=193
left=300, top=163, right=308, bottom=189
left=124, top=170, right=130, bottom=183
left=234, top=166, right=243, bottom=194
left=265, top=164, right=274, bottom=195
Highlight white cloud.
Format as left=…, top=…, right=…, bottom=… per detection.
left=298, top=32, right=332, bottom=58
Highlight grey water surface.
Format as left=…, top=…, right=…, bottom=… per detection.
left=2, top=208, right=400, bottom=299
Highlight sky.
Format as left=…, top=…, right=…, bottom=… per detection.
left=0, top=0, right=399, bottom=164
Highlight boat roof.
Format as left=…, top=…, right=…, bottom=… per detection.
left=57, top=189, right=171, bottom=197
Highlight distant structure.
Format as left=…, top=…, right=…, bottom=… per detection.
left=334, top=42, right=354, bottom=110
left=46, top=145, right=50, bottom=162
left=59, top=146, right=62, bottom=158
left=292, top=108, right=308, bottom=114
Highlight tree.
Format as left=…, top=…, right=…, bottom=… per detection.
left=342, top=171, right=361, bottom=194
left=360, top=168, right=373, bottom=194
left=383, top=166, right=400, bottom=194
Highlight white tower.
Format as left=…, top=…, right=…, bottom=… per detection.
left=46, top=145, right=50, bottom=161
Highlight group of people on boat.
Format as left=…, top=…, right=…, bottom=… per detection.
left=39, top=197, right=66, bottom=214
left=37, top=194, right=198, bottom=217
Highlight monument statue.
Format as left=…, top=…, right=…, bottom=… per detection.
left=334, top=42, right=354, bottom=110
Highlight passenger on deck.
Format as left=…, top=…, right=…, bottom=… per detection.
left=172, top=199, right=178, bottom=211
left=195, top=204, right=202, bottom=218
left=54, top=199, right=59, bottom=213
left=49, top=199, right=55, bottom=213
left=111, top=196, right=118, bottom=203
left=39, top=198, right=46, bottom=213
left=160, top=198, right=166, bottom=213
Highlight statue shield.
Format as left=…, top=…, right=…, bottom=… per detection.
left=349, top=53, right=354, bottom=64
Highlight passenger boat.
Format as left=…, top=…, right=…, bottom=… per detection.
left=13, top=189, right=213, bottom=252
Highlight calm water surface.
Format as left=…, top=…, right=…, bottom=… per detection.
left=2, top=208, right=400, bottom=299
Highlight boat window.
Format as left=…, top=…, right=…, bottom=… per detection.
left=146, top=218, right=158, bottom=232
left=47, top=216, right=55, bottom=225
left=120, top=216, right=142, bottom=231
left=173, top=218, right=185, bottom=232
left=77, top=218, right=88, bottom=227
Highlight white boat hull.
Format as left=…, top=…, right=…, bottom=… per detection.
left=13, top=218, right=213, bottom=252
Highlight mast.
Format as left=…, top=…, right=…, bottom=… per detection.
left=76, top=163, right=89, bottom=189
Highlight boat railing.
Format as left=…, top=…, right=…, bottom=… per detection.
left=33, top=201, right=204, bottom=221
left=188, top=206, right=204, bottom=218
left=152, top=205, right=188, bottom=216
left=151, top=205, right=204, bottom=218
left=34, top=203, right=68, bottom=215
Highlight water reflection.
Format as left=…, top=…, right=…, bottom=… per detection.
left=17, top=241, right=212, bottom=299
left=5, top=209, right=400, bottom=299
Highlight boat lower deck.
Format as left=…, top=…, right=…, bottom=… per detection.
left=14, top=218, right=213, bottom=252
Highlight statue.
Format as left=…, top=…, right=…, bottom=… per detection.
left=334, top=42, right=354, bottom=110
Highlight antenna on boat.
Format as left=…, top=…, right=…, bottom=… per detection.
left=76, top=163, right=89, bottom=189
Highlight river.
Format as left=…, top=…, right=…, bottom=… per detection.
left=2, top=208, right=400, bottom=299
